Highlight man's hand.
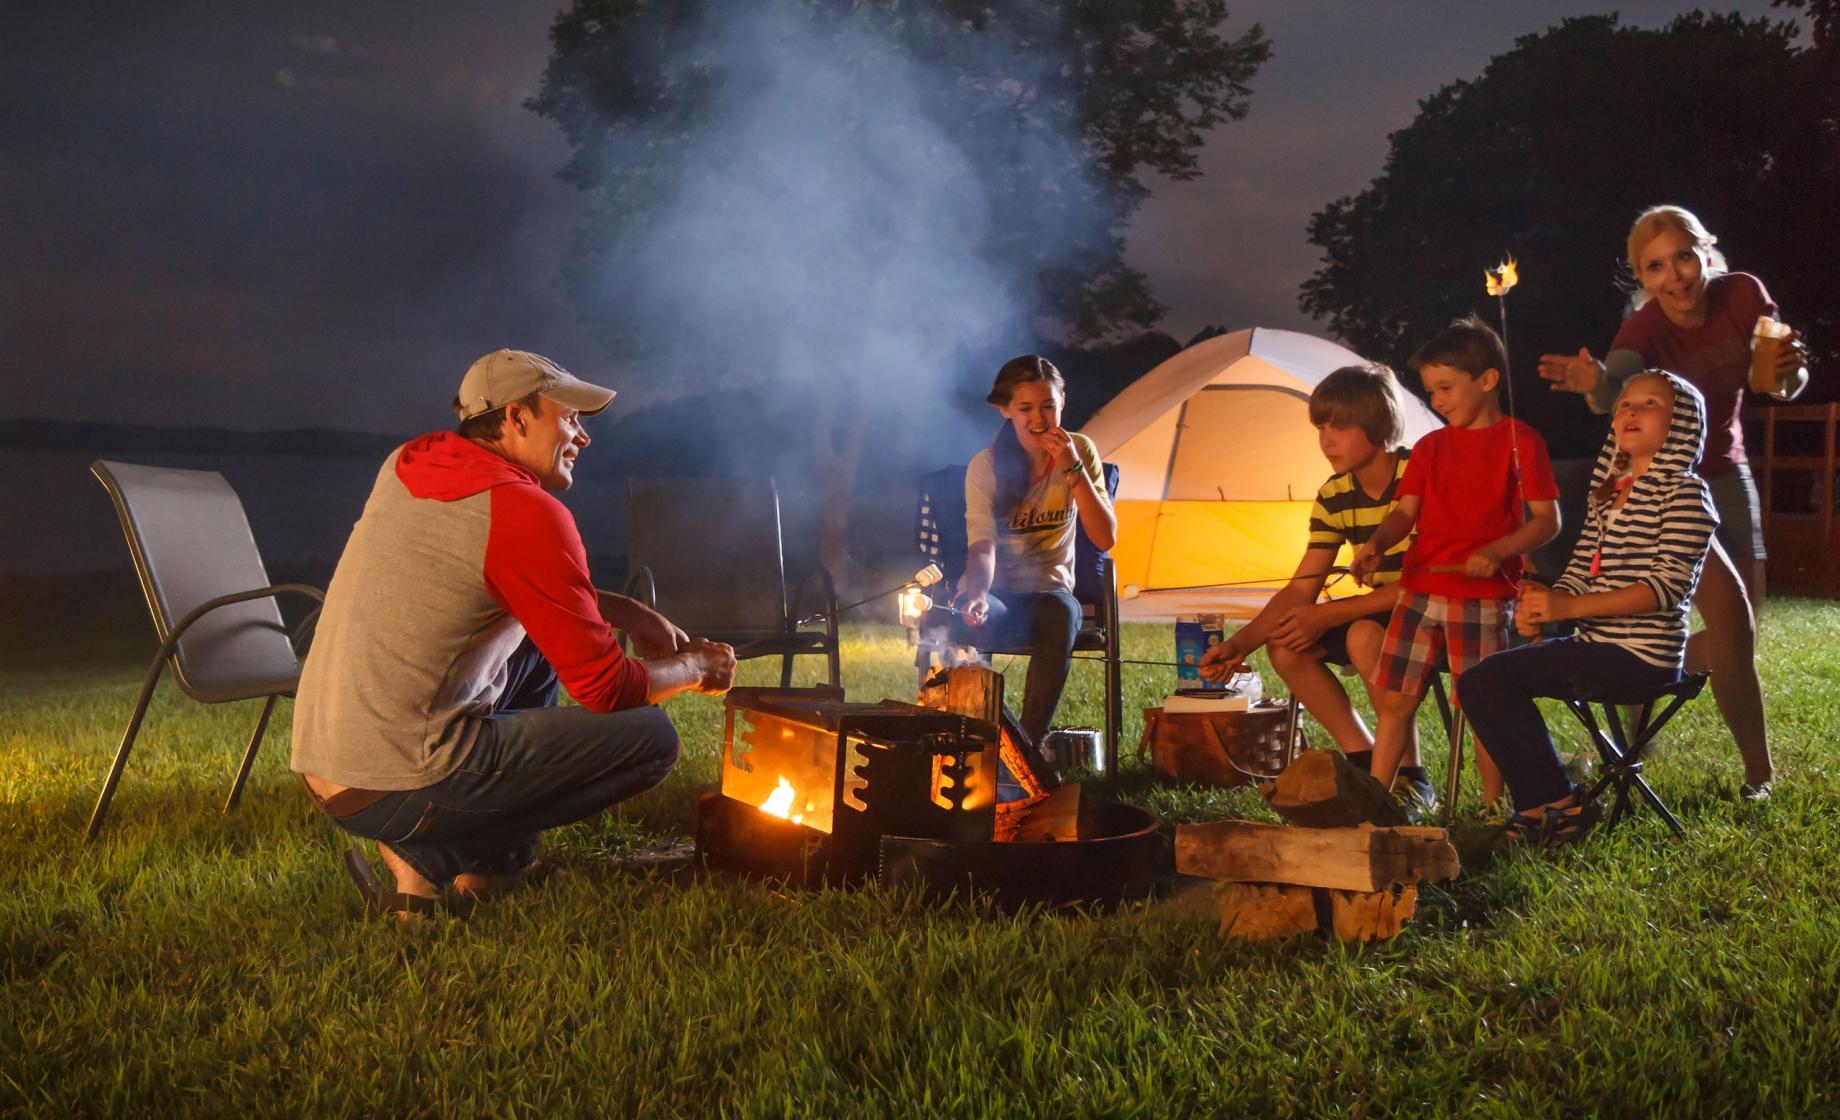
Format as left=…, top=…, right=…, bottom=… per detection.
left=1464, top=545, right=1505, bottom=579
left=1537, top=348, right=1605, bottom=395
left=685, top=638, right=736, bottom=694
left=1268, top=604, right=1330, bottom=652
left=1198, top=635, right=1247, bottom=681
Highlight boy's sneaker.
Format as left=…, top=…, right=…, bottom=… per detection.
left=1478, top=794, right=1516, bottom=829
left=1390, top=773, right=1440, bottom=823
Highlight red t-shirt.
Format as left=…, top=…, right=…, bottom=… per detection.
left=1396, top=417, right=1559, bottom=598
left=1610, top=272, right=1774, bottom=476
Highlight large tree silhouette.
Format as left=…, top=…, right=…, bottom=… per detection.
left=1300, top=13, right=1837, bottom=457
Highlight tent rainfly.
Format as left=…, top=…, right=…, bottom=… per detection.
left=1081, top=328, right=1442, bottom=620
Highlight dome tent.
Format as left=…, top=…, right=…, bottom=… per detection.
left=1081, top=328, right=1442, bottom=620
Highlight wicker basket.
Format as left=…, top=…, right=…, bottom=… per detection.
left=1138, top=702, right=1299, bottom=787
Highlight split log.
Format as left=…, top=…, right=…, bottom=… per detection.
left=1175, top=820, right=1459, bottom=892
left=1329, top=884, right=1418, bottom=943
left=1212, top=882, right=1421, bottom=942
left=1260, top=748, right=1407, bottom=828
left=1216, top=882, right=1319, bottom=941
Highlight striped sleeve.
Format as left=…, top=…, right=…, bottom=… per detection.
left=1639, top=477, right=1719, bottom=613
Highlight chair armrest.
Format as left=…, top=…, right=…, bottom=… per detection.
left=157, top=583, right=326, bottom=665
left=790, top=566, right=839, bottom=642
left=623, top=566, right=657, bottom=611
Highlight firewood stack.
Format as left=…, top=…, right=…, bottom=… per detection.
left=1175, top=749, right=1460, bottom=942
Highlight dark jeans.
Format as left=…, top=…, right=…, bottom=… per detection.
left=329, top=637, right=680, bottom=886
left=949, top=588, right=1082, bottom=745
left=1457, top=637, right=1680, bottom=811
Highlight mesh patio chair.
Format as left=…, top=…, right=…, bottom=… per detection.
left=85, top=460, right=325, bottom=841
left=622, top=476, right=839, bottom=688
left=913, top=463, right=1124, bottom=767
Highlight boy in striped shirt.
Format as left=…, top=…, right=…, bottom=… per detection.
left=1351, top=317, right=1561, bottom=821
left=1200, top=364, right=1436, bottom=804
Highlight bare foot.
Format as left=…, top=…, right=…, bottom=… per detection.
left=377, top=843, right=440, bottom=903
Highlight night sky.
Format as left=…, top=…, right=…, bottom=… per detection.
left=3, top=0, right=1794, bottom=435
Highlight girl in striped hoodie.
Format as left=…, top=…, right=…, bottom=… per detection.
left=1458, top=369, right=1717, bottom=847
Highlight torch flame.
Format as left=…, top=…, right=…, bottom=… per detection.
left=759, top=777, right=804, bottom=824
left=1485, top=255, right=1519, bottom=296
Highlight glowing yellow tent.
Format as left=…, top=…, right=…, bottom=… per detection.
left=1082, top=328, right=1442, bottom=619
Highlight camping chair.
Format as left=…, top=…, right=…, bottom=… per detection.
left=623, top=476, right=839, bottom=688
left=85, top=461, right=325, bottom=841
left=912, top=463, right=1124, bottom=768
left=1558, top=673, right=1707, bottom=837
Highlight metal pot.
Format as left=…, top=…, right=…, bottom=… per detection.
left=1041, top=727, right=1106, bottom=775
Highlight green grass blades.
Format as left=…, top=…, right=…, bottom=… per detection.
left=3, top=607, right=1838, bottom=1116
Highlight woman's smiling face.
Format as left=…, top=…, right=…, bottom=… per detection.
left=1636, top=228, right=1710, bottom=326
left=998, top=380, right=1063, bottom=447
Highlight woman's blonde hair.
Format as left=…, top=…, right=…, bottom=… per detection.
left=1625, top=206, right=1729, bottom=306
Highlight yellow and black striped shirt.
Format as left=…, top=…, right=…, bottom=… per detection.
left=1307, top=448, right=1412, bottom=585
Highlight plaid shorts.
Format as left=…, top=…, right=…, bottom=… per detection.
left=1371, top=591, right=1509, bottom=697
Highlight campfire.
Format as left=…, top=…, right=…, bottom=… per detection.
left=696, top=668, right=1164, bottom=906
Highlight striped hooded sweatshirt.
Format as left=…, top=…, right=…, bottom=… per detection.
left=1552, top=369, right=1718, bottom=669
left=291, top=432, right=649, bottom=790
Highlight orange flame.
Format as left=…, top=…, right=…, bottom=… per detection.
left=1485, top=255, right=1519, bottom=296
left=759, top=777, right=804, bottom=824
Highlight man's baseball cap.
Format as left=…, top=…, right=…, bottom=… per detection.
left=453, top=349, right=616, bottom=421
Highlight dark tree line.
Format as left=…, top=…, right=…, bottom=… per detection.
left=1300, top=13, right=1839, bottom=457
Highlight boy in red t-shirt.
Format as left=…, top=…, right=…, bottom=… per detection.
left=1351, top=316, right=1561, bottom=820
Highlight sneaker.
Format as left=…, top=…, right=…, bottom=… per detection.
left=1390, top=773, right=1440, bottom=823
left=1477, top=794, right=1516, bottom=829
left=1739, top=781, right=1773, bottom=803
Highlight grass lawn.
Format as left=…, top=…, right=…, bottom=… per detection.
left=4, top=602, right=1838, bottom=1116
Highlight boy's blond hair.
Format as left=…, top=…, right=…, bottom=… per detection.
left=1309, top=363, right=1404, bottom=450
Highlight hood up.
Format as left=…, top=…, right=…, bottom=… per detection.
left=394, top=431, right=538, bottom=502
left=1587, top=368, right=1707, bottom=510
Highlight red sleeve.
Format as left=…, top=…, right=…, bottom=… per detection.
left=1396, top=430, right=1435, bottom=498
left=483, top=484, right=650, bottom=712
left=1517, top=424, right=1559, bottom=501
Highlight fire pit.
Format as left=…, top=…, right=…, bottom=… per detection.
left=696, top=679, right=1167, bottom=908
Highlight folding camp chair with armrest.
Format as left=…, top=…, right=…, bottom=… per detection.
left=913, top=463, right=1124, bottom=767
left=86, top=460, right=325, bottom=841
left=622, top=476, right=839, bottom=688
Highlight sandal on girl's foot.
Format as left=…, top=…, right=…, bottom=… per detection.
left=1496, top=808, right=1546, bottom=850
left=1540, top=796, right=1603, bottom=850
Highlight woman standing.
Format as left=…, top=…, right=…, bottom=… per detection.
left=1538, top=205, right=1809, bottom=798
left=951, top=355, right=1116, bottom=746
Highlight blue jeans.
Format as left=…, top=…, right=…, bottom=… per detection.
left=327, top=637, right=681, bottom=886
left=949, top=589, right=1082, bottom=745
left=1458, top=637, right=1679, bottom=810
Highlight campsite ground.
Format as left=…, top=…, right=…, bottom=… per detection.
left=3, top=605, right=1838, bottom=1115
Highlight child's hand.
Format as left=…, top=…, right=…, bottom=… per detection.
left=1348, top=543, right=1382, bottom=587
left=1198, top=636, right=1247, bottom=681
left=951, top=586, right=990, bottom=627
left=1269, top=605, right=1329, bottom=652
left=1516, top=580, right=1573, bottom=630
left=1463, top=545, right=1505, bottom=579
